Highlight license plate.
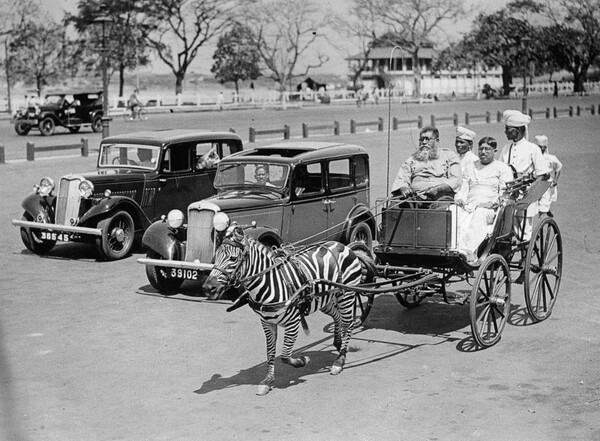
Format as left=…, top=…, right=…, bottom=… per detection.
left=168, top=268, right=199, bottom=280
left=40, top=231, right=72, bottom=242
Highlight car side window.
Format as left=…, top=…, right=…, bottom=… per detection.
left=354, top=155, right=369, bottom=187
left=328, top=158, right=352, bottom=193
left=163, top=145, right=191, bottom=173
left=294, top=163, right=323, bottom=197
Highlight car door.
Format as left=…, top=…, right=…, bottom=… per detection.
left=325, top=157, right=355, bottom=241
left=283, top=162, right=329, bottom=244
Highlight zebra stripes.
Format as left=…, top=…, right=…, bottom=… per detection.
left=203, top=226, right=374, bottom=395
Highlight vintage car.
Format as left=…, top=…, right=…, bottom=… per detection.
left=13, top=90, right=104, bottom=136
left=12, top=129, right=243, bottom=260
left=138, top=141, right=376, bottom=293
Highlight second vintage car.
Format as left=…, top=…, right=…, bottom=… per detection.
left=12, top=129, right=243, bottom=260
left=138, top=141, right=376, bottom=293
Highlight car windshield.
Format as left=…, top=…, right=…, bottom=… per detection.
left=44, top=95, right=65, bottom=105
left=214, top=161, right=290, bottom=191
left=98, top=144, right=160, bottom=170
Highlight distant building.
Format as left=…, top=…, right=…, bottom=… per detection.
left=347, top=45, right=503, bottom=98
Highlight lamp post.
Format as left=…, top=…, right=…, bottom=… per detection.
left=520, top=36, right=531, bottom=114
left=94, top=16, right=112, bottom=138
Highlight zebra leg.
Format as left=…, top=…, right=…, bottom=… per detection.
left=257, top=321, right=277, bottom=396
left=321, top=301, right=342, bottom=352
left=280, top=317, right=310, bottom=369
left=330, top=293, right=356, bottom=376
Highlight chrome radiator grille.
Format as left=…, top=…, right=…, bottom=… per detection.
left=56, top=177, right=82, bottom=226
left=185, top=209, right=215, bottom=263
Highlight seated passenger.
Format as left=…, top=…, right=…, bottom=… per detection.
left=135, top=148, right=155, bottom=167
left=454, top=136, right=514, bottom=263
left=255, top=165, right=276, bottom=187
left=391, top=126, right=461, bottom=208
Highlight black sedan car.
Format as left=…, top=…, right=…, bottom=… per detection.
left=12, top=129, right=243, bottom=260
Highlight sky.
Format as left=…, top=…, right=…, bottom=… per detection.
left=42, top=0, right=508, bottom=78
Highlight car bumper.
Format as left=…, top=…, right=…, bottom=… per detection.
left=137, top=257, right=215, bottom=272
left=11, top=219, right=102, bottom=236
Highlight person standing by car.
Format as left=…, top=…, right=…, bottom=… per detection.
left=455, top=126, right=478, bottom=171
left=534, top=135, right=563, bottom=219
left=391, top=126, right=462, bottom=206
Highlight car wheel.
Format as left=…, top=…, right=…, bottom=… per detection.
left=349, top=221, right=372, bottom=249
left=92, top=115, right=102, bottom=132
left=68, top=126, right=81, bottom=133
left=145, top=251, right=184, bottom=295
left=14, top=122, right=31, bottom=135
left=96, top=211, right=135, bottom=261
left=19, top=212, right=56, bottom=255
left=38, top=117, right=55, bottom=136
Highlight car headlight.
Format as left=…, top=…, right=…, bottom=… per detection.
left=78, top=180, right=94, bottom=199
left=167, top=209, right=185, bottom=229
left=37, top=177, right=55, bottom=196
left=213, top=212, right=230, bottom=232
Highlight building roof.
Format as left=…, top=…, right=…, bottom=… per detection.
left=348, top=46, right=435, bottom=60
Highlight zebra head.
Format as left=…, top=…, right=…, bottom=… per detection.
left=203, top=225, right=249, bottom=300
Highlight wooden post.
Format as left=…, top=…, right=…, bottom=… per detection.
left=528, top=108, right=533, bottom=118
left=0, top=145, right=4, bottom=164
left=27, top=142, right=35, bottom=161
left=378, top=117, right=384, bottom=131
left=430, top=115, right=435, bottom=127
left=453, top=113, right=458, bottom=126
left=591, top=105, right=596, bottom=116
left=569, top=106, right=573, bottom=117
left=497, top=111, right=502, bottom=123
left=553, top=107, right=557, bottom=118
left=546, top=108, right=550, bottom=119
left=333, top=121, right=339, bottom=135
left=485, top=111, right=490, bottom=123
left=465, top=113, right=470, bottom=125
left=302, top=123, right=308, bottom=138
left=249, top=127, right=255, bottom=143
left=229, top=128, right=236, bottom=133
left=81, top=138, right=89, bottom=157
left=417, top=116, right=423, bottom=128
left=577, top=106, right=581, bottom=116
left=392, top=117, right=398, bottom=131
left=350, top=119, right=356, bottom=134
left=283, top=124, right=290, bottom=140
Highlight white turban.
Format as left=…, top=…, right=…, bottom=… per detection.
left=503, top=110, right=531, bottom=127
left=534, top=135, right=548, bottom=147
left=456, top=126, right=476, bottom=141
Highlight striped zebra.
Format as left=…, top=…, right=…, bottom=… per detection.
left=203, top=225, right=375, bottom=396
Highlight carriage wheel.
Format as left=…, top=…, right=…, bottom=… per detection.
left=470, top=254, right=511, bottom=348
left=352, top=292, right=374, bottom=327
left=524, top=218, right=562, bottom=322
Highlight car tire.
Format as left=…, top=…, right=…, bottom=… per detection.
left=68, top=126, right=81, bottom=133
left=145, top=251, right=184, bottom=295
left=92, top=115, right=102, bottom=132
left=348, top=221, right=372, bottom=249
left=38, top=117, right=55, bottom=136
left=96, top=211, right=135, bottom=261
left=19, top=212, right=56, bottom=255
left=15, top=122, right=31, bottom=136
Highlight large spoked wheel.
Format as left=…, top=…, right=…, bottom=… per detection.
left=524, top=218, right=562, bottom=322
left=470, top=254, right=511, bottom=348
left=19, top=212, right=56, bottom=255
left=348, top=221, right=373, bottom=249
left=38, top=117, right=55, bottom=136
left=96, top=211, right=135, bottom=261
left=137, top=107, right=148, bottom=120
left=145, top=251, right=183, bottom=295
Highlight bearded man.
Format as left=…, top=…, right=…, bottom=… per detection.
left=391, top=126, right=462, bottom=205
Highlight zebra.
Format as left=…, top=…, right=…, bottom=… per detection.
left=202, top=225, right=376, bottom=396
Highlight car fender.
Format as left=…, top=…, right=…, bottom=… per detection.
left=343, top=204, right=376, bottom=242
left=21, top=193, right=55, bottom=222
left=246, top=226, right=283, bottom=248
left=79, top=196, right=149, bottom=229
left=141, top=220, right=182, bottom=260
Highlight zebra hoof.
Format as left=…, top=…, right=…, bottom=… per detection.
left=256, top=384, right=272, bottom=396
left=299, top=355, right=310, bottom=367
left=330, top=364, right=343, bottom=375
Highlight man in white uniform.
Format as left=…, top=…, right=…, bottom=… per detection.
left=534, top=135, right=563, bottom=219
left=455, top=137, right=513, bottom=263
left=455, top=126, right=478, bottom=171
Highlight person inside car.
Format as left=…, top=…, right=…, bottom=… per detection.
left=255, top=165, right=275, bottom=187
left=136, top=148, right=154, bottom=167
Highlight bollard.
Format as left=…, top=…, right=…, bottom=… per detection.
left=592, top=105, right=596, bottom=116
left=81, top=138, right=89, bottom=157
left=569, top=106, right=573, bottom=117
left=249, top=127, right=255, bottom=143
left=486, top=111, right=490, bottom=124
left=302, top=123, right=308, bottom=138
left=0, top=145, right=4, bottom=164
left=577, top=106, right=581, bottom=116
left=465, top=113, right=470, bottom=125
left=453, top=113, right=458, bottom=126
left=546, top=108, right=550, bottom=119
left=393, top=117, right=398, bottom=131
left=283, top=124, right=290, bottom=140
left=430, top=115, right=436, bottom=127
left=334, top=121, right=339, bottom=136
left=417, top=116, right=423, bottom=129
left=528, top=108, right=533, bottom=118
left=553, top=107, right=558, bottom=118
left=350, top=119, right=356, bottom=134
left=378, top=117, right=383, bottom=132
left=497, top=111, right=502, bottom=123
left=27, top=142, right=35, bottom=161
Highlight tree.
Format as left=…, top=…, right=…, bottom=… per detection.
left=211, top=24, right=260, bottom=94
left=241, top=0, right=331, bottom=100
left=137, top=0, right=235, bottom=96
left=68, top=0, right=151, bottom=97
left=352, top=0, right=468, bottom=98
